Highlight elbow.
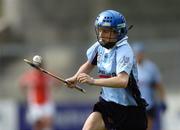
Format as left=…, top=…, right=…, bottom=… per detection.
left=123, top=81, right=129, bottom=88
left=116, top=77, right=129, bottom=88
left=121, top=80, right=128, bottom=88
left=121, top=76, right=129, bottom=88
left=116, top=72, right=129, bottom=88
left=124, top=77, right=130, bottom=88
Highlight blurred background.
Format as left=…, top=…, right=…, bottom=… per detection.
left=0, top=0, right=180, bottom=130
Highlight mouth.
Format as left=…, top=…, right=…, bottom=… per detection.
left=99, top=37, right=108, bottom=43
left=99, top=37, right=117, bottom=43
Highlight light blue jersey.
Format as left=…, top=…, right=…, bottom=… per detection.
left=86, top=36, right=138, bottom=106
left=137, top=60, right=161, bottom=109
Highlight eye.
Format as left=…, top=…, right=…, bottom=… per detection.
left=99, top=29, right=108, bottom=33
left=103, top=30, right=109, bottom=33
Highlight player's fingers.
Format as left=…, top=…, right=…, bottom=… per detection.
left=65, top=76, right=77, bottom=83
left=64, top=82, right=75, bottom=88
left=79, top=78, right=88, bottom=84
left=65, top=79, right=73, bottom=84
left=64, top=82, right=71, bottom=88
left=77, top=74, right=87, bottom=81
left=66, top=78, right=78, bottom=86
left=77, top=76, right=87, bottom=83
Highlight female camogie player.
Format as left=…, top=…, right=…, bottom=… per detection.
left=66, top=10, right=148, bottom=130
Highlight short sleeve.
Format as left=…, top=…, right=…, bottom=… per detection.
left=86, top=42, right=99, bottom=65
left=150, top=62, right=162, bottom=83
left=116, top=45, right=134, bottom=75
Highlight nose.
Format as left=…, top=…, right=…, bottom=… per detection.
left=99, top=30, right=107, bottom=37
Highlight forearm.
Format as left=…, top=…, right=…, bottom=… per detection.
left=155, top=83, right=167, bottom=112
left=156, top=83, right=166, bottom=101
left=74, top=61, right=94, bottom=78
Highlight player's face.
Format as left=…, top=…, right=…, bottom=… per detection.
left=98, top=27, right=118, bottom=44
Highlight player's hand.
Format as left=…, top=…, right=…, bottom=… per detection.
left=77, top=73, right=94, bottom=85
left=65, top=76, right=77, bottom=88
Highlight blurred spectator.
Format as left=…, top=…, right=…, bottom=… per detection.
left=19, top=57, right=58, bottom=130
left=132, top=43, right=167, bottom=130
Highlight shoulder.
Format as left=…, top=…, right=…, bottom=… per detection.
left=86, top=42, right=101, bottom=62
left=22, top=70, right=34, bottom=77
left=116, top=43, right=133, bottom=57
left=19, top=70, right=36, bottom=84
left=116, top=36, right=133, bottom=53
left=87, top=41, right=100, bottom=52
left=86, top=42, right=100, bottom=55
left=88, top=41, right=100, bottom=49
left=144, top=60, right=157, bottom=67
left=143, top=59, right=159, bottom=71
